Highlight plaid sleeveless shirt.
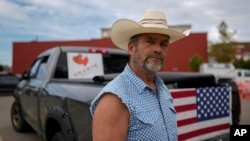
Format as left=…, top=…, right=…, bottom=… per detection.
left=90, top=64, right=177, bottom=141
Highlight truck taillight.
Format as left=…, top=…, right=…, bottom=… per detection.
left=89, top=48, right=108, bottom=54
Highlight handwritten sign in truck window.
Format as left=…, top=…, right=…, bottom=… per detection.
left=67, top=53, right=104, bottom=79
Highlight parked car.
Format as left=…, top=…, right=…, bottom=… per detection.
left=0, top=72, right=20, bottom=94
left=10, top=46, right=240, bottom=141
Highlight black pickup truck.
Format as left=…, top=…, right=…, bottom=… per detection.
left=10, top=46, right=240, bottom=141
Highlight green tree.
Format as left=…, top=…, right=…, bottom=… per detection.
left=218, top=21, right=236, bottom=43
left=0, top=64, right=4, bottom=71
left=234, top=59, right=250, bottom=69
left=209, top=21, right=236, bottom=63
left=209, top=43, right=236, bottom=62
left=189, top=55, right=204, bottom=72
left=243, top=60, right=250, bottom=69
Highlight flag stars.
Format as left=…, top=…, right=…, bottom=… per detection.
left=196, top=87, right=229, bottom=121
left=206, top=101, right=210, bottom=105
left=213, top=108, right=216, bottom=112
left=210, top=96, right=213, bottom=100
left=210, top=104, right=213, bottom=109
left=204, top=105, right=207, bottom=109
left=216, top=104, right=219, bottom=108
left=204, top=113, right=207, bottom=117
left=212, top=100, right=216, bottom=104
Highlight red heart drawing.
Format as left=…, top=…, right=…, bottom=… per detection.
left=73, top=54, right=88, bottom=66
left=81, top=56, right=88, bottom=66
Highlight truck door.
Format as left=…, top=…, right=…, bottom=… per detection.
left=19, top=58, right=42, bottom=123
left=23, top=56, right=49, bottom=132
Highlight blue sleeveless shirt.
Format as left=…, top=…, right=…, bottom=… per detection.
left=90, top=64, right=177, bottom=141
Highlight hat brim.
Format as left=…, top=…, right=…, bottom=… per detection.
left=111, top=19, right=189, bottom=50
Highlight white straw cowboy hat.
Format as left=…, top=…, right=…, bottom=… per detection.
left=111, top=9, right=190, bottom=50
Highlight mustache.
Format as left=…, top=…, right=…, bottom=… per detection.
left=146, top=53, right=164, bottom=60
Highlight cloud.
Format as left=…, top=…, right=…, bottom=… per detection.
left=0, top=0, right=250, bottom=66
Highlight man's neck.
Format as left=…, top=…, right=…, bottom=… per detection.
left=128, top=63, right=156, bottom=89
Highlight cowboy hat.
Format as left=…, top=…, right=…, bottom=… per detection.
left=111, top=9, right=191, bottom=50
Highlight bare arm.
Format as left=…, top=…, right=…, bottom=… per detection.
left=92, top=93, right=130, bottom=141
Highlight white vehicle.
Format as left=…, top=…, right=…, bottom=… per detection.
left=233, top=69, right=250, bottom=98
left=199, top=63, right=235, bottom=80
left=233, top=69, right=250, bottom=81
left=199, top=63, right=250, bottom=81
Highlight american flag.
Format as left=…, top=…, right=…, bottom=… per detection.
left=170, top=86, right=231, bottom=141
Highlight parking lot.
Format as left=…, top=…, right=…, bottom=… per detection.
left=0, top=94, right=43, bottom=141
left=239, top=98, right=250, bottom=125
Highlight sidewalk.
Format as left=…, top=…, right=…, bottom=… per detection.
left=0, top=136, right=2, bottom=141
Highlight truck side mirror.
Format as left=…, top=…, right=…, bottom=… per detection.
left=21, top=71, right=29, bottom=79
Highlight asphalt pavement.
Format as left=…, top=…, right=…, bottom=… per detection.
left=0, top=94, right=43, bottom=141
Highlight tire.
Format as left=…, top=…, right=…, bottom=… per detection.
left=52, top=131, right=66, bottom=141
left=10, top=101, right=31, bottom=132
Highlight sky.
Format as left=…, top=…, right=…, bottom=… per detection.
left=0, top=0, right=249, bottom=66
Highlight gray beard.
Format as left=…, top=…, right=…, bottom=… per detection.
left=144, top=61, right=162, bottom=74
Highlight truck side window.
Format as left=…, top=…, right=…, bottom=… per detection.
left=54, top=53, right=68, bottom=78
left=103, top=54, right=128, bottom=74
left=29, top=56, right=49, bottom=79
left=238, top=71, right=242, bottom=77
left=245, top=71, right=250, bottom=77
left=29, top=58, right=43, bottom=79
left=37, top=56, right=49, bottom=79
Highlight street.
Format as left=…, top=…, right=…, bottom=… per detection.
left=239, top=98, right=250, bottom=125
left=0, top=94, right=250, bottom=141
left=0, top=94, right=43, bottom=141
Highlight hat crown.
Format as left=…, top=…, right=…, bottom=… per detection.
left=137, top=9, right=168, bottom=28
left=110, top=9, right=190, bottom=50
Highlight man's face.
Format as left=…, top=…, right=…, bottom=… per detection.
left=129, top=33, right=170, bottom=74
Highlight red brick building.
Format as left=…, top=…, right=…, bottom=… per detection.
left=234, top=42, right=250, bottom=61
left=12, top=32, right=208, bottom=74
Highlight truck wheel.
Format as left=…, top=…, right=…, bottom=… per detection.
left=10, top=102, right=31, bottom=132
left=52, top=131, right=66, bottom=141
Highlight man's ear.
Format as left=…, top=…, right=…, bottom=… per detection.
left=128, top=42, right=134, bottom=55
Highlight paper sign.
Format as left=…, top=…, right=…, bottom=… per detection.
left=67, top=53, right=104, bottom=79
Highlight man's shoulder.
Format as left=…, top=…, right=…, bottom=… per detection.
left=104, top=72, right=129, bottom=89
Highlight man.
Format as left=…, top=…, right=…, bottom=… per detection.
left=90, top=9, right=190, bottom=141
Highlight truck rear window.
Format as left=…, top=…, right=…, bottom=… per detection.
left=54, top=52, right=128, bottom=79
